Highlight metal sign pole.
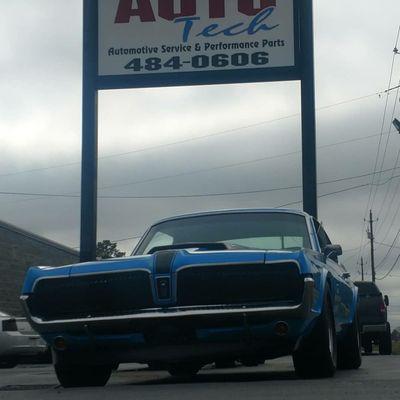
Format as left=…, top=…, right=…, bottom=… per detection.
left=80, top=0, right=99, bottom=262
left=300, top=0, right=318, bottom=219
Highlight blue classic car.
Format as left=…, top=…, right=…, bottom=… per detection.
left=21, top=209, right=361, bottom=387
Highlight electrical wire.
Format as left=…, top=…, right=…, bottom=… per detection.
left=370, top=26, right=400, bottom=209
left=356, top=26, right=400, bottom=265
left=0, top=91, right=386, bottom=180
left=1, top=129, right=397, bottom=209
left=374, top=79, right=400, bottom=223
left=2, top=170, right=400, bottom=200
left=375, top=228, right=400, bottom=270
left=376, top=252, right=400, bottom=280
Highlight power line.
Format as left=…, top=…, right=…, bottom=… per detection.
left=72, top=234, right=143, bottom=249
left=375, top=240, right=400, bottom=250
left=372, top=76, right=400, bottom=243
left=0, top=91, right=387, bottom=180
left=372, top=81, right=400, bottom=247
left=370, top=26, right=400, bottom=209
left=89, top=184, right=376, bottom=249
left=372, top=79, right=400, bottom=208
left=1, top=129, right=397, bottom=208
left=375, top=228, right=400, bottom=271
left=2, top=169, right=400, bottom=200
left=356, top=26, right=400, bottom=265
left=376, top=252, right=400, bottom=280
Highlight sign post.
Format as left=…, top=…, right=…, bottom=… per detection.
left=300, top=0, right=317, bottom=219
left=80, top=0, right=317, bottom=262
left=81, top=0, right=99, bottom=262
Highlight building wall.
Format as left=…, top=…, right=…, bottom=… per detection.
left=0, top=224, right=79, bottom=316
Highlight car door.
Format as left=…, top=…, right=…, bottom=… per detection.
left=313, top=220, right=353, bottom=332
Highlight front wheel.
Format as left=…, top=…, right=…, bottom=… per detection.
left=293, top=290, right=337, bottom=378
left=337, top=314, right=362, bottom=369
left=55, top=364, right=112, bottom=388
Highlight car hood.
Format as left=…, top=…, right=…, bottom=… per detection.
left=22, top=248, right=313, bottom=294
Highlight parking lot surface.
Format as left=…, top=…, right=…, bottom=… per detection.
left=0, top=356, right=399, bottom=400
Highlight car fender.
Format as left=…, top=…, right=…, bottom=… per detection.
left=348, top=285, right=359, bottom=325
left=311, top=265, right=335, bottom=315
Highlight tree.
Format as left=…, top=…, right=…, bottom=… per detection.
left=96, top=240, right=125, bottom=259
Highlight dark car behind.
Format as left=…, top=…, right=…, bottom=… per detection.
left=354, top=281, right=392, bottom=355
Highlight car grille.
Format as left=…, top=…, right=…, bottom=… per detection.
left=27, top=271, right=153, bottom=321
left=176, top=263, right=303, bottom=307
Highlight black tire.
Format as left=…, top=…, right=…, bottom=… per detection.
left=215, top=360, right=236, bottom=369
left=293, top=290, right=337, bottom=378
left=167, top=363, right=201, bottom=378
left=337, top=314, right=362, bottom=369
left=379, top=323, right=392, bottom=355
left=363, top=340, right=373, bottom=354
left=147, top=362, right=164, bottom=371
left=54, top=364, right=112, bottom=388
left=0, top=362, right=17, bottom=369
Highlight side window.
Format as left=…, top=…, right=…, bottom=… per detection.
left=143, top=232, right=173, bottom=254
left=313, top=220, right=331, bottom=251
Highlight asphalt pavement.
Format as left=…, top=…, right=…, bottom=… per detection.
left=0, top=355, right=399, bottom=400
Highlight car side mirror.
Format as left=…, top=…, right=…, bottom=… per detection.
left=342, top=272, right=351, bottom=280
left=323, top=244, right=343, bottom=262
left=384, top=295, right=389, bottom=306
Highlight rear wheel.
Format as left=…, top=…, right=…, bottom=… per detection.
left=293, top=290, right=337, bottom=378
left=337, top=314, right=362, bottom=369
left=55, top=364, right=112, bottom=388
left=379, top=323, right=392, bottom=355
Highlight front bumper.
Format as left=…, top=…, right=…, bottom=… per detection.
left=21, top=278, right=315, bottom=335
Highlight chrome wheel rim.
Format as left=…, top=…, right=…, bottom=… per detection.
left=328, top=317, right=334, bottom=357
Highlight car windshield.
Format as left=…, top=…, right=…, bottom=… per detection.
left=135, top=212, right=311, bottom=255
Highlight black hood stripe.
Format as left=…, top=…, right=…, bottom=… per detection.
left=154, top=251, right=176, bottom=275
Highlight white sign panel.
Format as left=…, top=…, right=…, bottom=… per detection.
left=98, top=0, right=296, bottom=78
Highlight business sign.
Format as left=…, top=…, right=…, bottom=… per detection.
left=80, top=0, right=316, bottom=262
left=97, top=0, right=300, bottom=89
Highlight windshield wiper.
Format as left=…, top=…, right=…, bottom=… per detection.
left=147, top=242, right=228, bottom=254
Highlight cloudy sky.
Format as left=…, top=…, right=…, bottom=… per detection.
left=1, top=1, right=400, bottom=326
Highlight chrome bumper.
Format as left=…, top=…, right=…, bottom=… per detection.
left=21, top=278, right=315, bottom=334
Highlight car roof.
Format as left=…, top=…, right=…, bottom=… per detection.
left=354, top=281, right=381, bottom=295
left=354, top=281, right=379, bottom=288
left=151, top=208, right=310, bottom=226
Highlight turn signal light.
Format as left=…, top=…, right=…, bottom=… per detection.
left=53, top=336, right=67, bottom=351
left=274, top=321, right=289, bottom=337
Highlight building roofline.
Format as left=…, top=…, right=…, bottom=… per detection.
left=0, top=219, right=79, bottom=257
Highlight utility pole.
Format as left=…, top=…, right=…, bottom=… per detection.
left=366, top=210, right=377, bottom=283
left=358, top=257, right=365, bottom=281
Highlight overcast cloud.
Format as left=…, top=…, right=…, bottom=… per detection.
left=1, top=1, right=400, bottom=325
